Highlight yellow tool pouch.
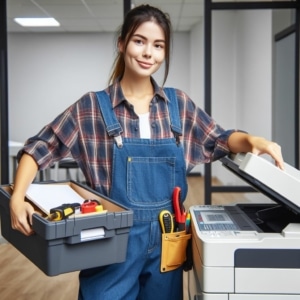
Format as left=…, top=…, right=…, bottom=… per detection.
left=160, top=230, right=192, bottom=272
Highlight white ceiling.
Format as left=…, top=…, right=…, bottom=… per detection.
left=7, top=0, right=204, bottom=33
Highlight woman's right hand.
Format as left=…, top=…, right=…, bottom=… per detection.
left=10, top=194, right=35, bottom=236
left=9, top=153, right=39, bottom=236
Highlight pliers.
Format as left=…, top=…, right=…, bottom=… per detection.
left=172, top=187, right=186, bottom=231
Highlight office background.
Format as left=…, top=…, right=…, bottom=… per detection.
left=6, top=5, right=297, bottom=188
left=0, top=3, right=299, bottom=298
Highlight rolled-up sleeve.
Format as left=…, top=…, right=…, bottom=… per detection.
left=17, top=105, right=78, bottom=170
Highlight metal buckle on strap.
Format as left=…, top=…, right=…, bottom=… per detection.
left=175, top=134, right=181, bottom=146
left=114, top=135, right=123, bottom=148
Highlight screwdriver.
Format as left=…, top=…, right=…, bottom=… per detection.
left=47, top=203, right=80, bottom=221
left=159, top=210, right=174, bottom=233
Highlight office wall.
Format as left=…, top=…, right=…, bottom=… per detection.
left=189, top=21, right=204, bottom=174
left=272, top=9, right=298, bottom=167
left=211, top=10, right=273, bottom=185
left=8, top=33, right=113, bottom=142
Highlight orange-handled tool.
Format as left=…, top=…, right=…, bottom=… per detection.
left=172, top=187, right=186, bottom=231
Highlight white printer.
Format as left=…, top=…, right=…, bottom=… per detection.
left=188, top=153, right=300, bottom=300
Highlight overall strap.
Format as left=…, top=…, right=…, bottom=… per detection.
left=163, top=88, right=182, bottom=141
left=95, top=90, right=123, bottom=147
left=96, top=88, right=182, bottom=145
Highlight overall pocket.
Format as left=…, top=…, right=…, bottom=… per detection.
left=160, top=230, right=192, bottom=272
left=127, top=156, right=175, bottom=204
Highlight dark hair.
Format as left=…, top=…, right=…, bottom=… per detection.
left=109, top=4, right=172, bottom=86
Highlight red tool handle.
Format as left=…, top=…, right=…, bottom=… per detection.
left=81, top=201, right=98, bottom=213
left=172, top=187, right=186, bottom=231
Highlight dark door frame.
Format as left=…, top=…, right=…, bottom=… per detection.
left=0, top=0, right=8, bottom=184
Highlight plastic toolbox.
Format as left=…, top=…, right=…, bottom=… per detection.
left=0, top=181, right=133, bottom=276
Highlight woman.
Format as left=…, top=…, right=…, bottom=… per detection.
left=10, top=4, right=283, bottom=300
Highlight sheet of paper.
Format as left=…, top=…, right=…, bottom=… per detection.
left=26, top=184, right=85, bottom=214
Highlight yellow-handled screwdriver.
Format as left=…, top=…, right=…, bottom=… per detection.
left=47, top=203, right=80, bottom=221
left=159, top=210, right=174, bottom=233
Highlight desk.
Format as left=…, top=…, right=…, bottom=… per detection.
left=55, top=157, right=80, bottom=181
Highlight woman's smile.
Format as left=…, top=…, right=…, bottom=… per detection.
left=136, top=60, right=154, bottom=69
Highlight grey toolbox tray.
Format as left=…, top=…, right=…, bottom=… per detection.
left=0, top=180, right=133, bottom=276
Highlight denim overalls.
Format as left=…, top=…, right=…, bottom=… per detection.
left=79, top=88, right=188, bottom=300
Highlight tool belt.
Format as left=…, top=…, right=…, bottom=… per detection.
left=160, top=230, right=192, bottom=273
left=159, top=187, right=193, bottom=273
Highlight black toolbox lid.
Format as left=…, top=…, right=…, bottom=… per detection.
left=220, top=152, right=300, bottom=215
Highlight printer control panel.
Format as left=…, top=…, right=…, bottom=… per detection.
left=193, top=206, right=239, bottom=231
left=190, top=205, right=260, bottom=239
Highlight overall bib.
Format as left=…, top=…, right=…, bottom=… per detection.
left=79, top=89, right=188, bottom=300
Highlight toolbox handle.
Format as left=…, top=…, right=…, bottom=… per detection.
left=80, top=227, right=105, bottom=242
left=65, top=227, right=115, bottom=244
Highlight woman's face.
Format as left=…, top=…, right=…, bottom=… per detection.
left=119, top=21, right=166, bottom=79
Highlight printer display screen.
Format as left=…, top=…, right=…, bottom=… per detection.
left=194, top=208, right=240, bottom=231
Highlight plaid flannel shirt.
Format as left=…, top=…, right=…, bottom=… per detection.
left=19, top=78, right=235, bottom=196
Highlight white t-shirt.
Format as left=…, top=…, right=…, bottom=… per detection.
left=138, top=112, right=151, bottom=139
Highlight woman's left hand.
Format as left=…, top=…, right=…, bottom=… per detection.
left=247, top=136, right=284, bottom=169
left=228, top=132, right=284, bottom=170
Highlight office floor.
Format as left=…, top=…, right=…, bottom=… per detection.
left=0, top=176, right=247, bottom=300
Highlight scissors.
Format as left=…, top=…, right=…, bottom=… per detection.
left=172, top=187, right=186, bottom=231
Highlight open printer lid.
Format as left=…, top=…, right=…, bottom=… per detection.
left=220, top=153, right=300, bottom=215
